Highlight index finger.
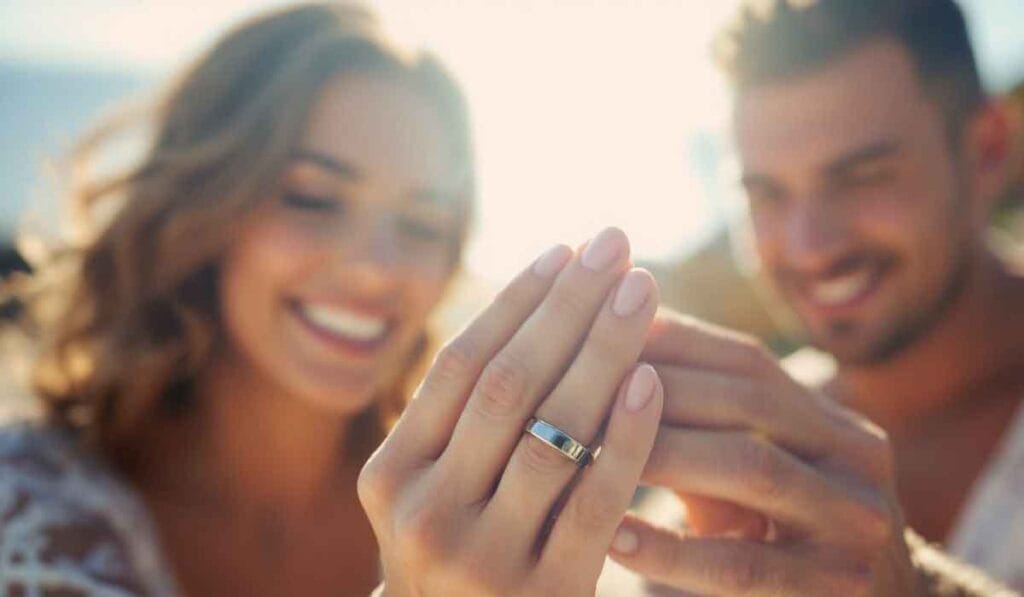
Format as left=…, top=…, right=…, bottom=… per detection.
left=655, top=364, right=889, bottom=480
left=642, top=310, right=840, bottom=458
left=644, top=310, right=887, bottom=475
left=641, top=310, right=773, bottom=377
left=384, top=244, right=574, bottom=465
left=609, top=515, right=869, bottom=596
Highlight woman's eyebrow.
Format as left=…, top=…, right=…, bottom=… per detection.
left=291, top=149, right=362, bottom=181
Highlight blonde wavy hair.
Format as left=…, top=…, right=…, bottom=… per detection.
left=20, top=2, right=474, bottom=463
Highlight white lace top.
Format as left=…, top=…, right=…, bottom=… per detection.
left=0, top=420, right=180, bottom=596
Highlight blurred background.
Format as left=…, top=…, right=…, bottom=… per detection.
left=2, top=0, right=1022, bottom=350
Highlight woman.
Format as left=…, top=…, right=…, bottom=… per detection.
left=0, top=3, right=474, bottom=594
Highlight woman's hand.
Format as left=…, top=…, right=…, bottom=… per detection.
left=359, top=228, right=663, bottom=597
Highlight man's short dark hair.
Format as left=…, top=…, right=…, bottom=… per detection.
left=715, top=0, right=985, bottom=138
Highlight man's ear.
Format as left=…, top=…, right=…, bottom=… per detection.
left=962, top=100, right=1013, bottom=230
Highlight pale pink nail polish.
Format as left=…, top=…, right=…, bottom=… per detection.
left=624, top=363, right=658, bottom=412
left=612, top=269, right=652, bottom=317
left=532, top=244, right=572, bottom=278
left=581, top=227, right=626, bottom=272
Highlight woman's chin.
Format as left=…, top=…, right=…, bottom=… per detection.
left=292, top=384, right=380, bottom=417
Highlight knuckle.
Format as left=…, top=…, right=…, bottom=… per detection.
left=736, top=437, right=788, bottom=502
left=517, top=435, right=572, bottom=476
left=429, top=336, right=480, bottom=389
left=646, top=534, right=679, bottom=576
left=544, top=286, right=591, bottom=322
left=851, top=499, right=895, bottom=547
left=580, top=325, right=622, bottom=364
left=714, top=549, right=768, bottom=595
left=356, top=456, right=395, bottom=514
left=736, top=337, right=774, bottom=376
left=493, top=278, right=532, bottom=313
left=394, top=504, right=448, bottom=566
left=567, top=483, right=624, bottom=533
left=831, top=408, right=896, bottom=483
left=736, top=379, right=773, bottom=421
left=844, top=418, right=896, bottom=484
left=651, top=535, right=684, bottom=577
left=865, top=430, right=896, bottom=482
left=473, top=352, right=531, bottom=419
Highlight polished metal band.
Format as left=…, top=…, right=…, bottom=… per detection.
left=524, top=418, right=594, bottom=467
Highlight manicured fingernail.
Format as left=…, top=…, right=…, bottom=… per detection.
left=624, top=363, right=658, bottom=412
left=532, top=244, right=572, bottom=278
left=581, top=227, right=626, bottom=272
left=612, top=269, right=652, bottom=317
left=611, top=526, right=639, bottom=554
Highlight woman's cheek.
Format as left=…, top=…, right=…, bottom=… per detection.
left=247, top=215, right=332, bottom=275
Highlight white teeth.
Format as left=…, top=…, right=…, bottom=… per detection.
left=809, top=269, right=874, bottom=306
left=299, top=304, right=387, bottom=341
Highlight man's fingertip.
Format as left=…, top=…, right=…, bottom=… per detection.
left=611, top=525, right=640, bottom=555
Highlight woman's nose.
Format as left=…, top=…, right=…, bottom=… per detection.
left=332, top=216, right=405, bottom=286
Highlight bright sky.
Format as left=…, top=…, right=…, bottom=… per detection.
left=373, top=1, right=740, bottom=281
left=1, top=0, right=1021, bottom=284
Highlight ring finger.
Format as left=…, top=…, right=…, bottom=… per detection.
left=483, top=269, right=658, bottom=548
left=437, top=228, right=632, bottom=502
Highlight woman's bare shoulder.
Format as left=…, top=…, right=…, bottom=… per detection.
left=0, top=419, right=179, bottom=595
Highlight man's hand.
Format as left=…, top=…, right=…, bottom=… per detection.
left=609, top=310, right=920, bottom=596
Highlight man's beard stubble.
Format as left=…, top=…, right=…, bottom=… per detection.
left=824, top=247, right=972, bottom=366
left=820, top=176, right=976, bottom=367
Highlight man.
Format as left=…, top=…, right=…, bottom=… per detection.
left=602, top=0, right=1024, bottom=594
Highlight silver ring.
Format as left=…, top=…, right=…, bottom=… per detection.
left=524, top=418, right=594, bottom=467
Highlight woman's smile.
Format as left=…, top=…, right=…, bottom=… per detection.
left=288, top=298, right=395, bottom=359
